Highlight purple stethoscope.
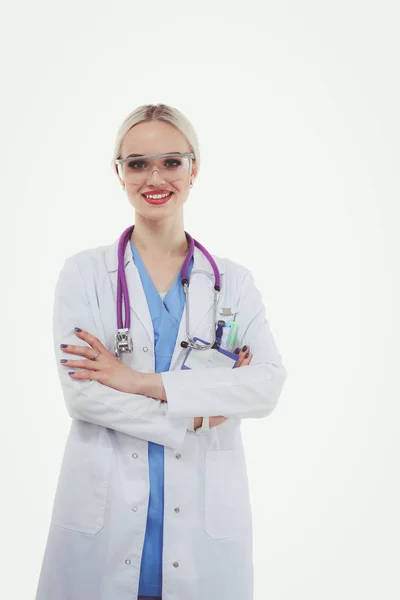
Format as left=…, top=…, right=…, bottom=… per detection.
left=114, top=224, right=222, bottom=357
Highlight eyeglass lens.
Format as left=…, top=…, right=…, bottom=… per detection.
left=118, top=155, right=191, bottom=184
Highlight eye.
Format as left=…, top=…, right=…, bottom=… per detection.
left=127, top=159, right=147, bottom=170
left=165, top=159, right=181, bottom=168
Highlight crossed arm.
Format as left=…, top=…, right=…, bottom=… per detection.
left=53, top=255, right=287, bottom=450
left=60, top=327, right=253, bottom=430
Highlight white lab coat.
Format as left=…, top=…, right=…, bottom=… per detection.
left=35, top=235, right=288, bottom=600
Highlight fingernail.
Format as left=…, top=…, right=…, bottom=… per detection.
left=234, top=348, right=240, bottom=354
left=242, top=345, right=248, bottom=352
left=245, top=352, right=250, bottom=358
left=68, top=371, right=75, bottom=375
left=74, top=327, right=82, bottom=332
left=60, top=344, right=68, bottom=348
left=60, top=359, right=68, bottom=363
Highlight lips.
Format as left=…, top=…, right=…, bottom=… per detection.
left=142, top=189, right=172, bottom=195
left=142, top=192, right=173, bottom=205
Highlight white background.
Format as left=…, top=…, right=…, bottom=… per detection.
left=1, top=1, right=399, bottom=598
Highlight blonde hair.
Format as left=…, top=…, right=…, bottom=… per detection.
left=111, top=103, right=200, bottom=178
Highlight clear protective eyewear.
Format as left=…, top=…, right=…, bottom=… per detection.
left=115, top=152, right=195, bottom=185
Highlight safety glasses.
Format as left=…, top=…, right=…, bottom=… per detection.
left=115, top=152, right=195, bottom=185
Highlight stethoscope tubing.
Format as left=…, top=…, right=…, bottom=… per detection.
left=116, top=224, right=221, bottom=352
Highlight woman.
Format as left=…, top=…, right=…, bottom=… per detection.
left=35, top=104, right=288, bottom=600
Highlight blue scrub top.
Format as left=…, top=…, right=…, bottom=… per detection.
left=130, top=240, right=193, bottom=598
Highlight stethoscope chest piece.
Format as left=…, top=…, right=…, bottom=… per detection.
left=114, top=328, right=133, bottom=357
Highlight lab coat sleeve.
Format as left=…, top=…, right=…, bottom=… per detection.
left=53, top=255, right=192, bottom=451
left=161, top=267, right=288, bottom=419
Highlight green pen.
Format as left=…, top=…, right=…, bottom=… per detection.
left=225, top=320, right=238, bottom=349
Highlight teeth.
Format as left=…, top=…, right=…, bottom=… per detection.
left=144, top=192, right=171, bottom=199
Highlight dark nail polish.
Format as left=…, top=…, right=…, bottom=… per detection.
left=242, top=345, right=247, bottom=352
left=60, top=344, right=68, bottom=348
left=245, top=352, right=250, bottom=358
left=234, top=348, right=240, bottom=354
left=68, top=371, right=75, bottom=375
left=60, top=359, right=68, bottom=363
left=74, top=327, right=82, bottom=332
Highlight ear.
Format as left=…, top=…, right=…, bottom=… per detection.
left=191, top=158, right=198, bottom=180
left=112, top=161, right=124, bottom=187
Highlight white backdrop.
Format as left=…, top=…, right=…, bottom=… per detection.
left=1, top=1, right=399, bottom=598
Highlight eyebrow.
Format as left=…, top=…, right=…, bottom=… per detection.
left=126, top=151, right=183, bottom=158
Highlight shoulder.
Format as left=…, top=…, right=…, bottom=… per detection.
left=61, top=241, right=113, bottom=273
left=63, top=242, right=254, bottom=284
left=211, top=253, right=263, bottom=312
left=211, top=253, right=252, bottom=283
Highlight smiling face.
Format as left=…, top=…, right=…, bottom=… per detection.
left=115, top=120, right=197, bottom=220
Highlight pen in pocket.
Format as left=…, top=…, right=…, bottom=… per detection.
left=223, top=321, right=238, bottom=349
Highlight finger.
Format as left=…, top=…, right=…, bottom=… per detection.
left=240, top=352, right=253, bottom=366
left=235, top=345, right=250, bottom=367
left=60, top=358, right=102, bottom=371
left=73, top=328, right=109, bottom=354
left=67, top=369, right=101, bottom=380
left=233, top=346, right=243, bottom=366
left=60, top=344, right=101, bottom=361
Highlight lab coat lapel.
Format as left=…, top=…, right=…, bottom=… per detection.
left=106, top=237, right=154, bottom=347
left=105, top=236, right=226, bottom=369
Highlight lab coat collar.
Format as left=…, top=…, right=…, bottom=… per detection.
left=105, top=234, right=226, bottom=276
left=105, top=234, right=226, bottom=368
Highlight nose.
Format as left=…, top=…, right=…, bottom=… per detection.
left=146, top=167, right=166, bottom=184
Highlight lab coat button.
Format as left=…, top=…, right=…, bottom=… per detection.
left=142, top=346, right=148, bottom=352
left=125, top=559, right=131, bottom=565
left=173, top=562, right=179, bottom=568
left=132, top=453, right=138, bottom=458
left=174, top=507, right=180, bottom=513
left=175, top=453, right=182, bottom=459
left=132, top=506, right=138, bottom=512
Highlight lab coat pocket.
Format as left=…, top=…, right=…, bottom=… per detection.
left=205, top=448, right=250, bottom=539
left=52, top=441, right=113, bottom=535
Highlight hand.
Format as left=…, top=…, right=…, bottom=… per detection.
left=60, top=328, right=140, bottom=394
left=195, top=345, right=253, bottom=430
left=233, top=344, right=253, bottom=368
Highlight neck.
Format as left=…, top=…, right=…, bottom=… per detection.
left=131, top=213, right=189, bottom=260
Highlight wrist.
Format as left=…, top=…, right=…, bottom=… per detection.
left=135, top=372, right=167, bottom=402
left=193, top=417, right=203, bottom=430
